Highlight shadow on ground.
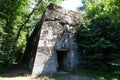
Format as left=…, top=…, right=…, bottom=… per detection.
left=0, top=66, right=119, bottom=80
left=0, top=65, right=31, bottom=77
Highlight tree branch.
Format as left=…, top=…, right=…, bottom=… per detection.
left=8, top=0, right=43, bottom=67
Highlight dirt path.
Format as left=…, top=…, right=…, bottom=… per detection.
left=0, top=67, right=95, bottom=80
left=0, top=77, right=29, bottom=80
left=0, top=74, right=96, bottom=80
left=56, top=74, right=95, bottom=80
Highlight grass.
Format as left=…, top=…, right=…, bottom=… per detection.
left=69, top=68, right=120, bottom=80
left=0, top=64, right=120, bottom=80
left=0, top=65, right=63, bottom=80
left=0, top=65, right=30, bottom=77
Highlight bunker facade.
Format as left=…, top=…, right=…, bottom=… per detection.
left=23, top=3, right=81, bottom=76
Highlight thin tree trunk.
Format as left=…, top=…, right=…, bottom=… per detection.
left=8, top=0, right=43, bottom=67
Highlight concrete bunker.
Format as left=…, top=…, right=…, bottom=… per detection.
left=23, top=3, right=81, bottom=76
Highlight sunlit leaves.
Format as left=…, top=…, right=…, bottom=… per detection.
left=0, top=0, right=29, bottom=65
left=76, top=0, right=120, bottom=75
left=0, top=0, right=61, bottom=65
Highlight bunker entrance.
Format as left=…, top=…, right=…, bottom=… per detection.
left=57, top=50, right=68, bottom=71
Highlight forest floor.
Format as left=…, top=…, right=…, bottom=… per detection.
left=0, top=65, right=119, bottom=80
left=0, top=66, right=95, bottom=80
left=0, top=74, right=95, bottom=80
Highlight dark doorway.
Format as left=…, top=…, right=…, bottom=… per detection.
left=57, top=50, right=68, bottom=71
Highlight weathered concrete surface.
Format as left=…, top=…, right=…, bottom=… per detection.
left=23, top=3, right=81, bottom=76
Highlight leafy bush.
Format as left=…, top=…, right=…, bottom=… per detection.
left=75, top=0, right=120, bottom=73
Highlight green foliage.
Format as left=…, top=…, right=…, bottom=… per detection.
left=75, top=0, right=120, bottom=74
left=0, top=0, right=61, bottom=66
left=70, top=69, right=120, bottom=80
left=0, top=0, right=29, bottom=65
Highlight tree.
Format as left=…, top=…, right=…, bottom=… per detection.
left=0, top=0, right=29, bottom=67
left=75, top=0, right=120, bottom=74
left=0, top=0, right=61, bottom=67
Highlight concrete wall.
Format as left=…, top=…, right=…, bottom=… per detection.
left=31, top=3, right=81, bottom=76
